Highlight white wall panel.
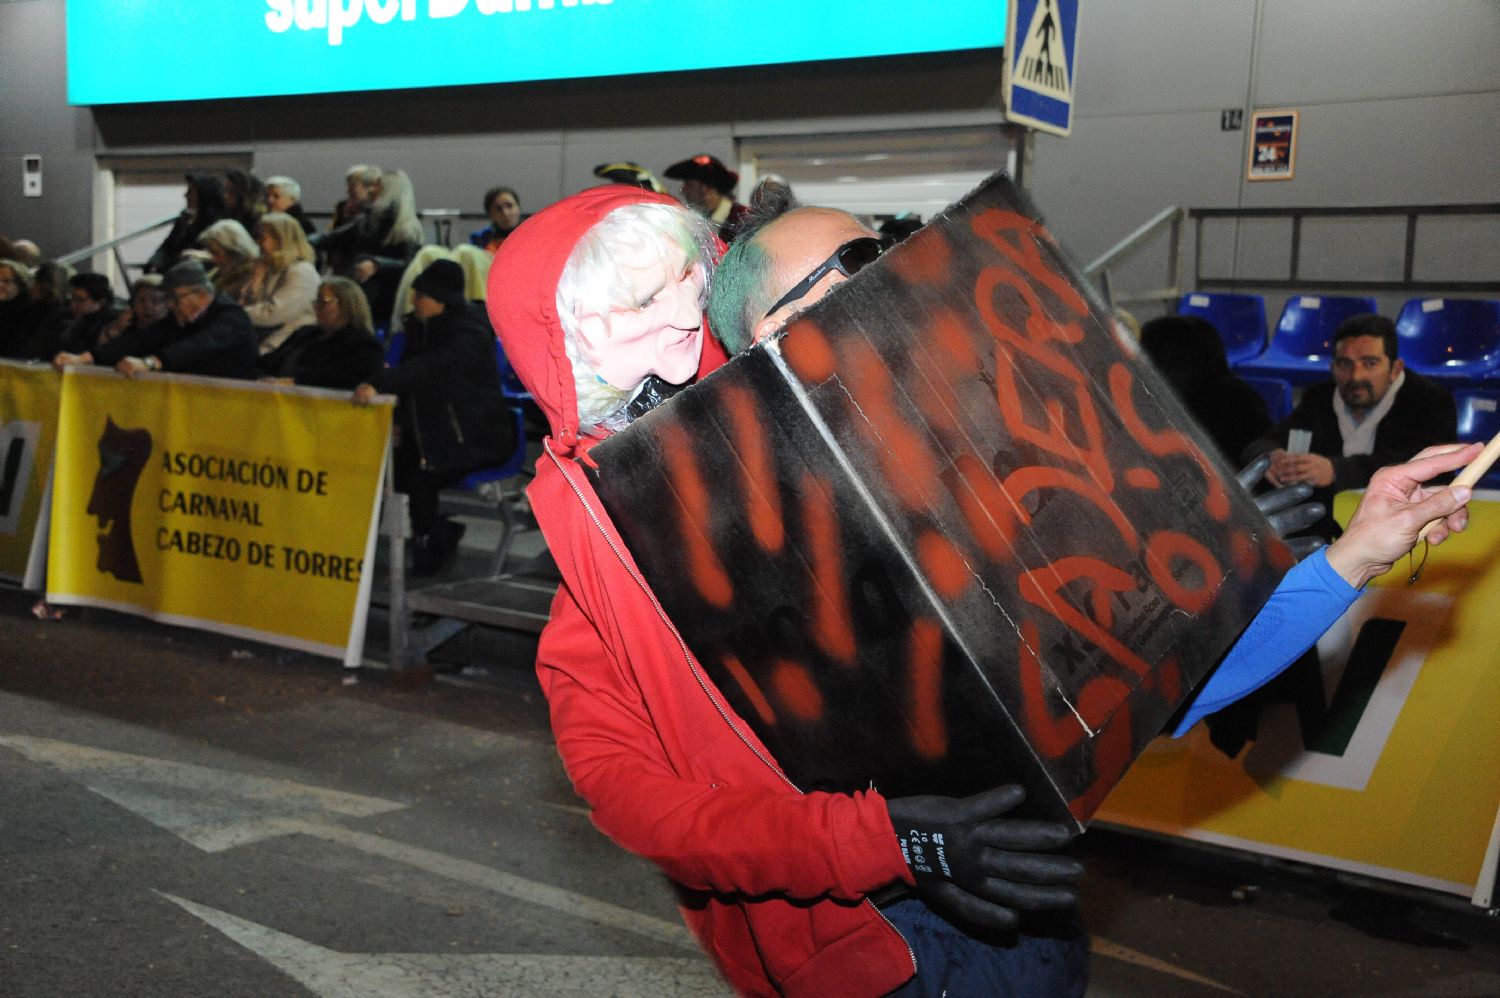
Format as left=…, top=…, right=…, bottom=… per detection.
left=1254, top=0, right=1500, bottom=106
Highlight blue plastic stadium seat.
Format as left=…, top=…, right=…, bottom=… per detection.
left=1454, top=388, right=1500, bottom=490
left=1176, top=292, right=1268, bottom=367
left=457, top=406, right=529, bottom=488
left=1394, top=298, right=1500, bottom=385
left=383, top=329, right=406, bottom=367
left=457, top=338, right=529, bottom=486
left=1239, top=375, right=1295, bottom=423
left=1237, top=295, right=1379, bottom=385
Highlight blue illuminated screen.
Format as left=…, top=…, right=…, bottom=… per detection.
left=66, top=1, right=1006, bottom=105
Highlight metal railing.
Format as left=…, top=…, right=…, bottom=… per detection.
left=1189, top=202, right=1500, bottom=294
left=55, top=212, right=179, bottom=280
left=1084, top=205, right=1185, bottom=308
left=1090, top=201, right=1500, bottom=310
left=57, top=208, right=489, bottom=282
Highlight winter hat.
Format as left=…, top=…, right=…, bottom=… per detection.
left=411, top=258, right=467, bottom=308
left=162, top=259, right=213, bottom=294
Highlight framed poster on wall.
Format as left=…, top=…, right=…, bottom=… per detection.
left=1247, top=109, right=1298, bottom=181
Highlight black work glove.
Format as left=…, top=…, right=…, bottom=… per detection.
left=886, top=785, right=1083, bottom=931
left=1237, top=455, right=1326, bottom=560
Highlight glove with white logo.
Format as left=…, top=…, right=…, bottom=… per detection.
left=885, top=784, right=1083, bottom=931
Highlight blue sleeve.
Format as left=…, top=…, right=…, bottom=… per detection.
left=1171, top=548, right=1361, bottom=737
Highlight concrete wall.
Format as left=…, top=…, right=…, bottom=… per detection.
left=2, top=0, right=1496, bottom=317
left=1030, top=0, right=1500, bottom=320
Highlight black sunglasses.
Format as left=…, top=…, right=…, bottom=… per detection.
left=763, top=236, right=886, bottom=320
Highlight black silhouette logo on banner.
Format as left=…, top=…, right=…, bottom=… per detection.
left=87, top=417, right=153, bottom=583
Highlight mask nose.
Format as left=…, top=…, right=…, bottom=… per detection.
left=666, top=275, right=703, bottom=330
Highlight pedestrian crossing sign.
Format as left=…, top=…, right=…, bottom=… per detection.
left=1004, top=0, right=1080, bottom=136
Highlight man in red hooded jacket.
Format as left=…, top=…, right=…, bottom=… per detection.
left=486, top=186, right=1088, bottom=997
left=486, top=184, right=1481, bottom=996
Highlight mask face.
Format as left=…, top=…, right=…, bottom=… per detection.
left=574, top=252, right=706, bottom=391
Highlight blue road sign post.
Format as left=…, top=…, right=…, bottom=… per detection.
left=1004, top=0, right=1079, bottom=137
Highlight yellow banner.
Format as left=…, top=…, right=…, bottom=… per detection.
left=0, top=361, right=63, bottom=587
left=1097, top=494, right=1500, bottom=905
left=46, top=368, right=392, bottom=663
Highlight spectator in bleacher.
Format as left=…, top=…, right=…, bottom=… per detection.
left=468, top=186, right=524, bottom=254
left=264, top=175, right=318, bottom=235
left=663, top=154, right=749, bottom=242
left=57, top=273, right=124, bottom=355
left=878, top=212, right=924, bottom=244
left=145, top=174, right=230, bottom=274
left=592, top=161, right=668, bottom=194
left=197, top=219, right=261, bottom=299
left=223, top=169, right=267, bottom=231
left=0, top=258, right=77, bottom=361
left=94, top=275, right=169, bottom=350
left=315, top=168, right=423, bottom=327
left=19, top=260, right=74, bottom=359
left=63, top=260, right=258, bottom=380
left=333, top=163, right=381, bottom=228
left=1139, top=314, right=1272, bottom=465
left=0, top=259, right=43, bottom=359
left=241, top=212, right=319, bottom=355
left=351, top=258, right=514, bottom=574
left=10, top=239, right=42, bottom=268
left=1243, top=312, right=1456, bottom=540
left=259, top=276, right=383, bottom=390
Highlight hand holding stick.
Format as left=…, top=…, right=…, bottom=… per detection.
left=1415, top=429, right=1500, bottom=543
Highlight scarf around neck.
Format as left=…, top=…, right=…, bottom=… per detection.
left=1334, top=369, right=1404, bottom=456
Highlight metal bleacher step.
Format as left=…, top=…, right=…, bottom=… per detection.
left=403, top=574, right=556, bottom=634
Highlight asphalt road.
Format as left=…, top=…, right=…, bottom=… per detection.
left=2, top=585, right=1497, bottom=997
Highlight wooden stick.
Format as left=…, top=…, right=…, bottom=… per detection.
left=1417, top=430, right=1500, bottom=542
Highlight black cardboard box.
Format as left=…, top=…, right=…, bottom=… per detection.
left=589, top=174, right=1292, bottom=828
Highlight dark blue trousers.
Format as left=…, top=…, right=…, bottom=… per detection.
left=882, top=899, right=1089, bottom=997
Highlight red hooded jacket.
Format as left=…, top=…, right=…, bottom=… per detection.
left=487, top=186, right=917, bottom=996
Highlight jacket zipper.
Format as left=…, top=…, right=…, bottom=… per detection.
left=447, top=403, right=466, bottom=445
left=546, top=442, right=918, bottom=977
left=410, top=407, right=428, bottom=470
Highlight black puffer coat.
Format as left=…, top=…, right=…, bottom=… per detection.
left=370, top=305, right=515, bottom=475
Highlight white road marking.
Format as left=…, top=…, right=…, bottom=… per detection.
left=0, top=734, right=404, bottom=850
left=292, top=821, right=699, bottom=951
left=157, top=892, right=729, bottom=998
left=1091, top=935, right=1243, bottom=994
left=6, top=733, right=1229, bottom=986
left=1, top=733, right=696, bottom=950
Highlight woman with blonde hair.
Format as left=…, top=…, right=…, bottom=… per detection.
left=241, top=212, right=319, bottom=354
left=197, top=219, right=260, bottom=298
left=259, top=276, right=383, bottom=390
left=313, top=168, right=424, bottom=328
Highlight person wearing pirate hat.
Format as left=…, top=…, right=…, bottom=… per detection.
left=662, top=154, right=750, bottom=242
left=592, top=161, right=668, bottom=195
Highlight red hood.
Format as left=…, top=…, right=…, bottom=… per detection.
left=486, top=185, right=727, bottom=459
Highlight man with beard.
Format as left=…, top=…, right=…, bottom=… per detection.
left=1243, top=313, right=1456, bottom=540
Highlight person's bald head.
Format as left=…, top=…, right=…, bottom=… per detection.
left=708, top=206, right=878, bottom=355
